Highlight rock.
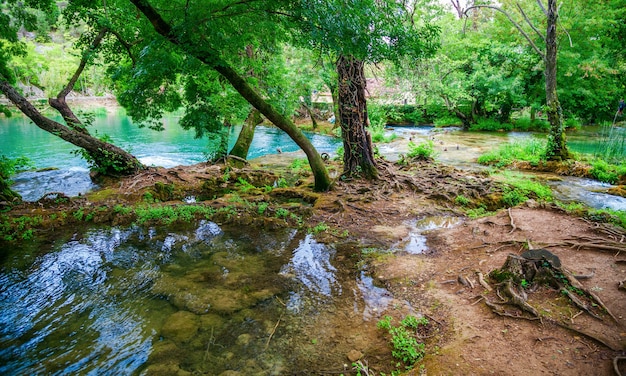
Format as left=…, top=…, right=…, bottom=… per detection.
left=347, top=349, right=363, bottom=362
left=161, top=310, right=200, bottom=344
left=237, top=333, right=252, bottom=346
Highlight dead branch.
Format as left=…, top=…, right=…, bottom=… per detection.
left=475, top=270, right=492, bottom=291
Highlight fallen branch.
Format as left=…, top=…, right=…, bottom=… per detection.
left=264, top=313, right=283, bottom=351
left=475, top=270, right=492, bottom=291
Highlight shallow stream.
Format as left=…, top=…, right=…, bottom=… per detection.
left=0, top=221, right=409, bottom=374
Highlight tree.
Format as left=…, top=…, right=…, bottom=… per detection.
left=113, top=0, right=331, bottom=191
left=294, top=0, right=440, bottom=178
left=464, top=0, right=570, bottom=160
left=0, top=1, right=143, bottom=176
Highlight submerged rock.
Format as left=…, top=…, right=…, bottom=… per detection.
left=161, top=310, right=200, bottom=344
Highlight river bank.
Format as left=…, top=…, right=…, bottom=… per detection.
left=1, top=151, right=625, bottom=374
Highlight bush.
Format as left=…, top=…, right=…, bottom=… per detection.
left=407, top=140, right=436, bottom=160
left=470, top=118, right=512, bottom=132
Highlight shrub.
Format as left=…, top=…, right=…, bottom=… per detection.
left=470, top=118, right=512, bottom=132
left=407, top=140, right=436, bottom=160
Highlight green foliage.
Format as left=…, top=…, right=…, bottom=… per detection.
left=466, top=206, right=496, bottom=219
left=433, top=116, right=463, bottom=127
left=275, top=208, right=290, bottom=219
left=377, top=315, right=428, bottom=368
left=235, top=178, right=256, bottom=193
left=455, top=195, right=470, bottom=206
left=0, top=155, right=31, bottom=180
left=594, top=125, right=626, bottom=163
left=310, top=222, right=329, bottom=234
left=135, top=205, right=215, bottom=225
left=289, top=159, right=310, bottom=173
left=511, top=117, right=550, bottom=132
left=257, top=202, right=269, bottom=215
left=469, top=118, right=512, bottom=132
left=589, top=159, right=624, bottom=184
left=477, top=139, right=547, bottom=167
left=368, top=103, right=397, bottom=143
left=0, top=214, right=43, bottom=242
left=496, top=171, right=553, bottom=207
left=407, top=140, right=436, bottom=160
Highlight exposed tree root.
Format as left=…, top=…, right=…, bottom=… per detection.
left=483, top=251, right=621, bottom=350
left=615, top=356, right=626, bottom=376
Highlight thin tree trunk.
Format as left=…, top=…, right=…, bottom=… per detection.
left=49, top=27, right=109, bottom=134
left=230, top=108, right=262, bottom=159
left=301, top=101, right=318, bottom=129
left=0, top=80, right=143, bottom=175
left=336, top=55, right=377, bottom=179
left=544, top=0, right=569, bottom=160
left=329, top=82, right=340, bottom=129
left=130, top=0, right=331, bottom=191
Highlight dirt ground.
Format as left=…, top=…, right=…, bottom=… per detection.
left=305, top=161, right=626, bottom=376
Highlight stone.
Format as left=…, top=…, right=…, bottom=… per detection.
left=161, top=310, right=200, bottom=344
left=347, top=349, right=363, bottom=362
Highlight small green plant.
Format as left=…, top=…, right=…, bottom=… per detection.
left=407, top=140, right=435, bottom=160
left=455, top=195, right=470, bottom=206
left=222, top=167, right=231, bottom=182
left=310, top=222, right=329, bottom=234
left=470, top=118, right=512, bottom=132
left=73, top=208, right=85, bottom=221
left=235, top=177, right=256, bottom=193
left=143, top=192, right=156, bottom=203
left=377, top=315, right=428, bottom=369
left=477, top=139, right=546, bottom=168
left=257, top=202, right=269, bottom=215
left=274, top=208, right=289, bottom=218
left=274, top=178, right=289, bottom=188
left=289, top=158, right=310, bottom=173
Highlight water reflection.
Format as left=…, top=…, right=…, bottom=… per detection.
left=0, top=222, right=392, bottom=375
left=401, top=216, right=463, bottom=254
left=280, top=234, right=340, bottom=298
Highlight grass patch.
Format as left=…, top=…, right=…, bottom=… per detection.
left=494, top=171, right=553, bottom=206
left=477, top=138, right=547, bottom=167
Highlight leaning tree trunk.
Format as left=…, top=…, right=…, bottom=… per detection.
left=0, top=80, right=143, bottom=176
left=130, top=0, right=331, bottom=191
left=544, top=0, right=569, bottom=161
left=6, top=27, right=143, bottom=176
left=230, top=108, right=263, bottom=159
left=48, top=27, right=109, bottom=134
left=336, top=55, right=377, bottom=179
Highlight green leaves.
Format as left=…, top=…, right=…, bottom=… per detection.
left=294, top=0, right=440, bottom=63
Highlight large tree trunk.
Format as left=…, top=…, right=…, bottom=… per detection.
left=0, top=80, right=143, bottom=176
left=544, top=0, right=569, bottom=160
left=230, top=108, right=262, bottom=159
left=130, top=0, right=331, bottom=191
left=336, top=55, right=377, bottom=179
